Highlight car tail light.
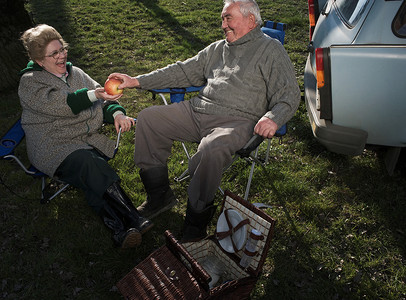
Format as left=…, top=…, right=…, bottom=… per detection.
left=308, top=0, right=316, bottom=39
left=315, top=48, right=325, bottom=88
left=315, top=47, right=332, bottom=120
left=308, top=0, right=316, bottom=26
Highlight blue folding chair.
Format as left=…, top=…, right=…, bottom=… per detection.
left=1, top=118, right=124, bottom=203
left=149, top=21, right=288, bottom=200
left=0, top=118, right=70, bottom=203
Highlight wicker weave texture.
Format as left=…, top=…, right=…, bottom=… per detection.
left=117, top=245, right=208, bottom=299
left=117, top=191, right=275, bottom=300
left=183, top=239, right=249, bottom=283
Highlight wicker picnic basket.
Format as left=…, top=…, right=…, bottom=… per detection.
left=116, top=190, right=276, bottom=299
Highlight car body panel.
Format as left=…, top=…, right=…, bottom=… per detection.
left=304, top=57, right=368, bottom=155
left=304, top=0, right=406, bottom=155
left=354, top=0, right=406, bottom=44
left=330, top=45, right=406, bottom=147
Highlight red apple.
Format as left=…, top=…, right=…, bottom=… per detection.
left=104, top=79, right=123, bottom=95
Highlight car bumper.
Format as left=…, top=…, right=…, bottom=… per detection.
left=304, top=56, right=368, bottom=156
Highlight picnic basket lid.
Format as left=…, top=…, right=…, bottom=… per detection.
left=213, top=190, right=276, bottom=277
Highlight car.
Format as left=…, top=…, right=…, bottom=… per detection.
left=307, top=0, right=329, bottom=39
left=304, top=0, right=406, bottom=174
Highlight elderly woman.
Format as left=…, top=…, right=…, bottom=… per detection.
left=18, top=24, right=152, bottom=248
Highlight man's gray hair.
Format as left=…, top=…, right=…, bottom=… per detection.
left=223, top=0, right=262, bottom=26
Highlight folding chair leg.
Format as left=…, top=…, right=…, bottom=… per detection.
left=46, top=183, right=70, bottom=203
left=244, top=147, right=259, bottom=200
left=174, top=169, right=190, bottom=182
left=218, top=186, right=225, bottom=196
left=181, top=143, right=191, bottom=160
left=40, top=176, right=70, bottom=204
left=40, top=177, right=46, bottom=202
left=265, top=139, right=271, bottom=164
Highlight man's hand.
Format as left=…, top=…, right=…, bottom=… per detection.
left=108, top=73, right=140, bottom=90
left=254, top=117, right=278, bottom=139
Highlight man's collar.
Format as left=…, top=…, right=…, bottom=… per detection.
left=226, top=26, right=262, bottom=46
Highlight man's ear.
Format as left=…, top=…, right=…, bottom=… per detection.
left=249, top=14, right=256, bottom=28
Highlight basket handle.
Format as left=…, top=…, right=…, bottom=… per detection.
left=164, top=230, right=211, bottom=291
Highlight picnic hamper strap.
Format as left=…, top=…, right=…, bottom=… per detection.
left=215, top=209, right=250, bottom=253
left=242, top=247, right=259, bottom=257
left=164, top=230, right=211, bottom=290
left=242, top=228, right=265, bottom=257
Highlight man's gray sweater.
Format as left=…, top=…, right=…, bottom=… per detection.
left=137, top=26, right=300, bottom=128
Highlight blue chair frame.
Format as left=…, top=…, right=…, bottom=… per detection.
left=0, top=118, right=70, bottom=203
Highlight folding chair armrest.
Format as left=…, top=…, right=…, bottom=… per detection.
left=236, top=135, right=264, bottom=158
left=112, top=118, right=136, bottom=157
left=0, top=119, right=25, bottom=158
left=275, top=123, right=287, bottom=137
left=236, top=123, right=287, bottom=158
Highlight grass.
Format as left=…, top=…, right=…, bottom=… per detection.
left=0, top=0, right=405, bottom=299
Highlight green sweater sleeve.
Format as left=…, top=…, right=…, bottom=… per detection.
left=103, top=103, right=126, bottom=123
left=66, top=88, right=92, bottom=114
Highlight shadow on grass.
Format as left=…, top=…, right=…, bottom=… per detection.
left=252, top=164, right=404, bottom=300
left=28, top=0, right=71, bottom=33
left=290, top=102, right=406, bottom=257
left=136, top=0, right=208, bottom=51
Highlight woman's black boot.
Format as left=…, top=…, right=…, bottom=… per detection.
left=104, top=182, right=154, bottom=234
left=100, top=203, right=141, bottom=248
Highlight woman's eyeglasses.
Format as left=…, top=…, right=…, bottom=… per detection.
left=45, top=46, right=68, bottom=59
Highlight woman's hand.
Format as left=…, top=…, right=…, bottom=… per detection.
left=95, top=87, right=122, bottom=101
left=114, top=114, right=135, bottom=133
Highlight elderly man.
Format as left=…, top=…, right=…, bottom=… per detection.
left=109, top=0, right=300, bottom=242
